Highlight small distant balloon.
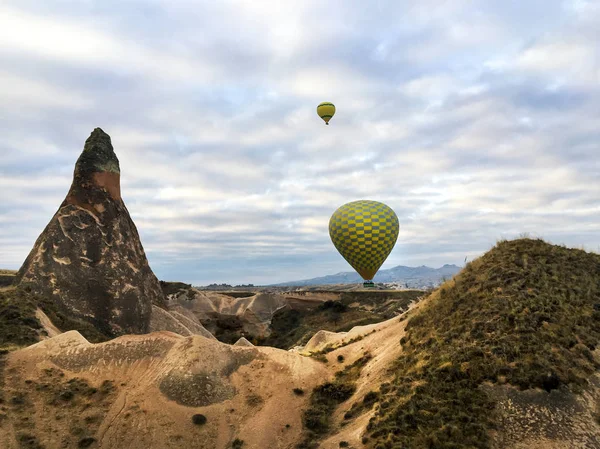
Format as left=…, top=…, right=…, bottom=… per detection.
left=317, top=102, right=335, bottom=125
left=329, top=200, right=399, bottom=281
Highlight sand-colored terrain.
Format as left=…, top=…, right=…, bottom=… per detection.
left=167, top=289, right=339, bottom=337
left=1, top=331, right=328, bottom=449
left=0, top=296, right=420, bottom=449
left=35, top=309, right=62, bottom=339
left=3, top=287, right=599, bottom=449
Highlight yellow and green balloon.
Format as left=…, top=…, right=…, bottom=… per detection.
left=317, top=102, right=335, bottom=125
left=329, top=200, right=399, bottom=281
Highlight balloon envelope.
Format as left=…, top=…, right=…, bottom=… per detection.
left=329, top=200, right=399, bottom=281
left=317, top=102, right=335, bottom=125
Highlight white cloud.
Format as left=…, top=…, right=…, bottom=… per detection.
left=0, top=5, right=218, bottom=84
left=0, top=0, right=599, bottom=283
left=515, top=40, right=599, bottom=85
left=0, top=71, right=91, bottom=111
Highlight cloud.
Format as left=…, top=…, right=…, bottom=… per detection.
left=0, top=0, right=598, bottom=284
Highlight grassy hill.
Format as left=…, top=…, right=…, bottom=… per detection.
left=364, top=238, right=600, bottom=448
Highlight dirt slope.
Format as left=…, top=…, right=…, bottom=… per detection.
left=34, top=309, right=61, bottom=339
left=0, top=299, right=421, bottom=449
left=0, top=331, right=330, bottom=449
left=167, top=289, right=339, bottom=341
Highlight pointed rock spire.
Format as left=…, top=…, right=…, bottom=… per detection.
left=16, top=128, right=165, bottom=337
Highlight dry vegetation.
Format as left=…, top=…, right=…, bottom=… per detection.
left=298, top=353, right=373, bottom=448
left=0, top=269, right=17, bottom=287
left=0, top=287, right=42, bottom=351
left=259, top=291, right=422, bottom=349
left=0, top=286, right=109, bottom=352
left=365, top=238, right=600, bottom=448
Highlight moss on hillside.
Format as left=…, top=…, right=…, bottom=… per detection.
left=366, top=238, right=600, bottom=449
left=0, top=287, right=110, bottom=351
left=0, top=287, right=42, bottom=350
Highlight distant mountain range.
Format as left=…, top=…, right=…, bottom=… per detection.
left=272, top=264, right=462, bottom=288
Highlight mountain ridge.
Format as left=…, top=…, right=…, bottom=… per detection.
left=271, top=263, right=461, bottom=287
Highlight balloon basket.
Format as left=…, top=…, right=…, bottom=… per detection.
left=363, top=281, right=375, bottom=288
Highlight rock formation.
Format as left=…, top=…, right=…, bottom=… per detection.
left=234, top=336, right=254, bottom=347
left=166, top=287, right=338, bottom=341
left=149, top=305, right=216, bottom=339
left=16, top=128, right=165, bottom=336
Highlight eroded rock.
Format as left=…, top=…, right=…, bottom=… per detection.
left=16, top=128, right=165, bottom=336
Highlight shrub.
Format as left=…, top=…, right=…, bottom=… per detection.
left=299, top=354, right=370, bottom=445
left=363, top=391, right=380, bottom=405
left=78, top=437, right=96, bottom=448
left=246, top=394, right=263, bottom=407
left=192, top=414, right=207, bottom=425
left=312, top=354, right=328, bottom=363
left=293, top=388, right=305, bottom=396
left=18, top=433, right=44, bottom=449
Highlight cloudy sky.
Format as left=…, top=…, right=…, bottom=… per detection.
left=1, top=0, right=598, bottom=285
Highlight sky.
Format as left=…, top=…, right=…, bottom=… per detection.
left=0, top=0, right=598, bottom=285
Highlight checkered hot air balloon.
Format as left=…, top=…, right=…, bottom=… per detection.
left=329, top=200, right=399, bottom=281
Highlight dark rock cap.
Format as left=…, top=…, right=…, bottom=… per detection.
left=66, top=127, right=122, bottom=206
left=75, top=128, right=120, bottom=176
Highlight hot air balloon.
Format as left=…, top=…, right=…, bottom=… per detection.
left=317, top=102, right=335, bottom=125
left=329, top=200, right=399, bottom=287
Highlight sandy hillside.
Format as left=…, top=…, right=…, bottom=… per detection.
left=168, top=289, right=339, bottom=337
left=0, top=295, right=424, bottom=449
left=1, top=331, right=329, bottom=449
left=3, top=280, right=593, bottom=449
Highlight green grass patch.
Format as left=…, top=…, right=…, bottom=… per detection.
left=366, top=238, right=600, bottom=448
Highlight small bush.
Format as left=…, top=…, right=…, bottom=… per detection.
left=293, top=388, right=305, bottom=396
left=192, top=414, right=207, bottom=425
left=363, top=391, right=380, bottom=405
left=313, top=382, right=355, bottom=403
left=232, top=438, right=244, bottom=448
left=78, top=437, right=96, bottom=448
left=339, top=442, right=349, bottom=447
left=312, top=354, right=328, bottom=363
left=319, top=300, right=348, bottom=313
left=337, top=355, right=345, bottom=363
left=246, top=394, right=263, bottom=407
left=60, top=390, right=75, bottom=401
left=300, top=353, right=370, bottom=446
